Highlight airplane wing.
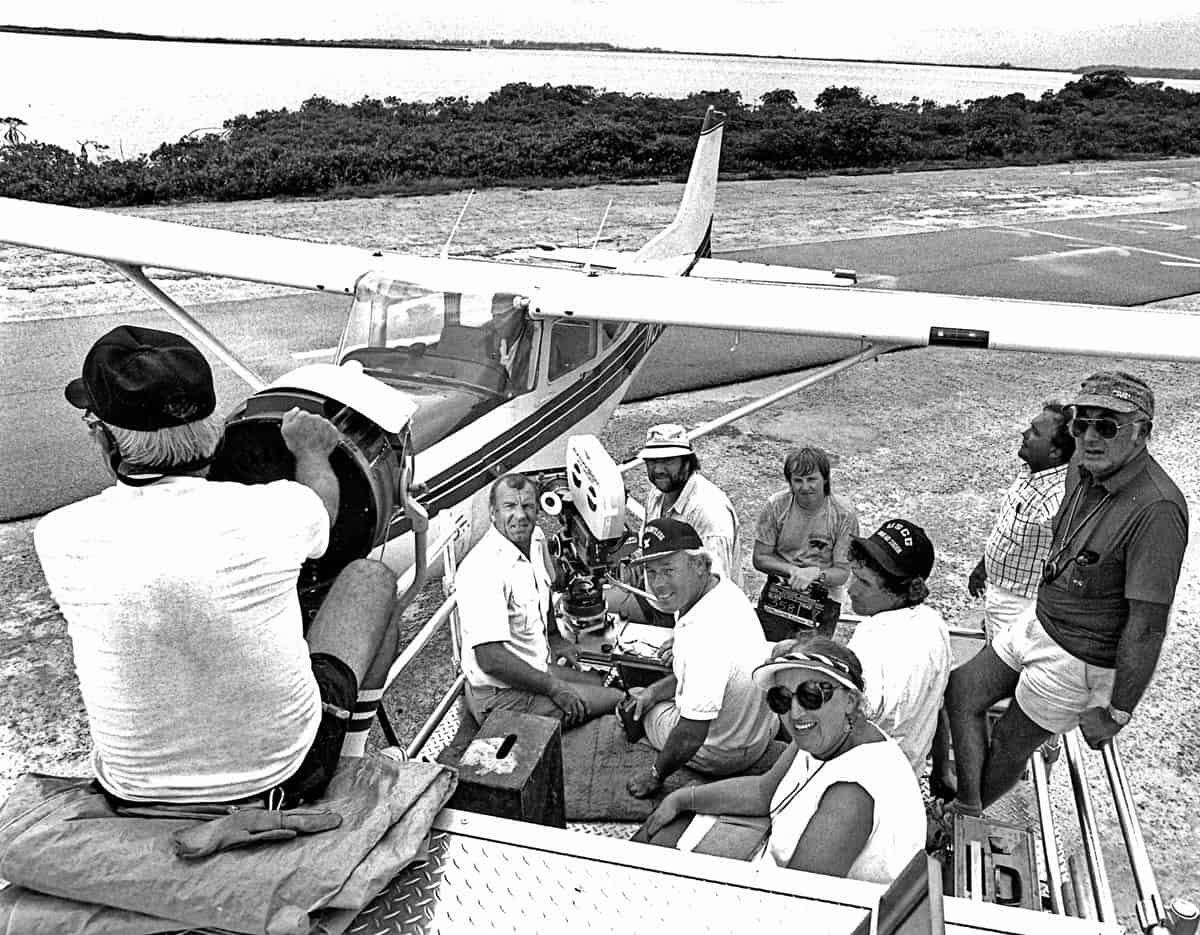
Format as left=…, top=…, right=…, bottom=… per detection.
left=530, top=270, right=1200, bottom=363
left=4, top=195, right=1198, bottom=363
left=0, top=196, right=550, bottom=299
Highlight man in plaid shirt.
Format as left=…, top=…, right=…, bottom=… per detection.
left=932, top=402, right=1074, bottom=799
left=968, top=402, right=1075, bottom=641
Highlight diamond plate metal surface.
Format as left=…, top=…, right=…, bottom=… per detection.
left=414, top=700, right=464, bottom=762
left=347, top=825, right=865, bottom=935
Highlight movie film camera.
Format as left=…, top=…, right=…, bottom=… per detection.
left=209, top=362, right=423, bottom=616
left=540, top=435, right=638, bottom=635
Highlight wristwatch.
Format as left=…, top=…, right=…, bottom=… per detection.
left=1106, top=704, right=1132, bottom=727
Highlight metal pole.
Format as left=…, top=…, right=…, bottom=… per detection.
left=617, top=342, right=899, bottom=475
left=1063, top=729, right=1118, bottom=923
left=405, top=675, right=466, bottom=760
left=1030, top=746, right=1066, bottom=914
left=108, top=262, right=266, bottom=390
left=1100, top=741, right=1168, bottom=933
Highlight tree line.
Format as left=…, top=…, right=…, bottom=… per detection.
left=2, top=70, right=1198, bottom=207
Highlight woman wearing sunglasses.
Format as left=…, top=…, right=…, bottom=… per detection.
left=643, top=639, right=924, bottom=884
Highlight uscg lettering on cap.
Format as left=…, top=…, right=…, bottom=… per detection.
left=1111, top=387, right=1133, bottom=401
left=643, top=527, right=666, bottom=548
left=879, top=522, right=914, bottom=553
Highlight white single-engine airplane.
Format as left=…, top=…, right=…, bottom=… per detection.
left=3, top=107, right=1199, bottom=584
left=3, top=107, right=1198, bottom=933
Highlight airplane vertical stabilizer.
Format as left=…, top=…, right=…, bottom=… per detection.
left=627, top=106, right=724, bottom=270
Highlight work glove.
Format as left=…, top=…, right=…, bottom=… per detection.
left=173, top=807, right=342, bottom=859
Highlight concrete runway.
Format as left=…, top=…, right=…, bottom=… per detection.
left=4, top=206, right=1198, bottom=520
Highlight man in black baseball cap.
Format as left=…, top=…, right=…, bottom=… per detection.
left=35, top=324, right=403, bottom=809
left=622, top=518, right=775, bottom=798
left=840, top=519, right=951, bottom=778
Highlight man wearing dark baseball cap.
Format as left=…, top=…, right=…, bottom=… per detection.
left=35, top=324, right=402, bottom=807
left=944, top=369, right=1187, bottom=824
left=622, top=518, right=775, bottom=798
left=838, top=519, right=951, bottom=777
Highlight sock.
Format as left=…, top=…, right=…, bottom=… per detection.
left=340, top=688, right=383, bottom=758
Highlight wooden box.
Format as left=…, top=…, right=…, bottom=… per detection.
left=447, top=710, right=566, bottom=828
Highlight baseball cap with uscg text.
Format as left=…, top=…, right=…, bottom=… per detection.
left=852, top=519, right=934, bottom=580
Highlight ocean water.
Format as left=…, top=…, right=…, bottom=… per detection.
left=6, top=33, right=1198, bottom=158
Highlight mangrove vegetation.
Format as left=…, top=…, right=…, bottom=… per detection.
left=2, top=69, right=1198, bottom=207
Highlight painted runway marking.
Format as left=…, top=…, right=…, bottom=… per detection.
left=995, top=226, right=1200, bottom=266
left=1015, top=246, right=1131, bottom=262
left=1084, top=219, right=1189, bottom=232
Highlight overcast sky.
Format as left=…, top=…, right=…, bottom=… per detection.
left=5, top=1, right=1199, bottom=69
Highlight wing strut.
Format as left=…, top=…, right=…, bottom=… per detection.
left=109, top=263, right=267, bottom=391
left=618, top=341, right=901, bottom=476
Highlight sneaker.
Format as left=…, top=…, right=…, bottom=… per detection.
left=617, top=694, right=646, bottom=744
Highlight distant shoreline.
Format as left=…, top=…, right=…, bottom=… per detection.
left=0, top=23, right=1076, bottom=74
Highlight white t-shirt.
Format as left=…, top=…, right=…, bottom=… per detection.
left=34, top=477, right=329, bottom=802
left=847, top=603, right=952, bottom=774
left=645, top=473, right=743, bottom=585
left=672, top=576, right=774, bottom=756
left=761, top=739, right=925, bottom=885
left=456, top=525, right=553, bottom=690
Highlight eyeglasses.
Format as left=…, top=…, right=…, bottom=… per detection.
left=766, top=681, right=837, bottom=714
left=1069, top=416, right=1146, bottom=440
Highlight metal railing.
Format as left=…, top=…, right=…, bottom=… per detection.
left=1060, top=730, right=1197, bottom=934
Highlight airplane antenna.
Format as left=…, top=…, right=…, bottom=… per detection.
left=440, top=189, right=475, bottom=260
left=582, top=198, right=614, bottom=278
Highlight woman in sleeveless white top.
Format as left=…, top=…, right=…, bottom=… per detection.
left=762, top=736, right=923, bottom=883
left=642, top=639, right=925, bottom=885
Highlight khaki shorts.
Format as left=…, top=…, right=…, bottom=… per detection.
left=644, top=701, right=768, bottom=777
left=992, top=610, right=1115, bottom=734
left=465, top=682, right=563, bottom=724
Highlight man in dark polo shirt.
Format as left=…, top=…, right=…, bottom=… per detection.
left=942, top=371, right=1187, bottom=818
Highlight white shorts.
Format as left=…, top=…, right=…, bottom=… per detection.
left=983, top=583, right=1035, bottom=643
left=991, top=610, right=1115, bottom=734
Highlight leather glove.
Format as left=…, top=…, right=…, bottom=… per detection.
left=173, top=807, right=342, bottom=859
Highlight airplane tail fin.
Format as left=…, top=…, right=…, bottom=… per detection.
left=628, top=106, right=724, bottom=270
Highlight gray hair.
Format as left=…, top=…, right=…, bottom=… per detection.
left=108, top=414, right=223, bottom=469
left=683, top=548, right=713, bottom=574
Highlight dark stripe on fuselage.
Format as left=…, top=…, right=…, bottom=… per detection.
left=385, top=322, right=662, bottom=538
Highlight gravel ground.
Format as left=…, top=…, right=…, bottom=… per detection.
left=3, top=157, right=1200, bottom=927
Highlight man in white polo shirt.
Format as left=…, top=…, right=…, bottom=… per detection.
left=622, top=519, right=775, bottom=798
left=456, top=472, right=625, bottom=727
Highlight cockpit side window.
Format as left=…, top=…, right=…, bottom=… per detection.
left=548, top=320, right=597, bottom=382
left=600, top=321, right=627, bottom=348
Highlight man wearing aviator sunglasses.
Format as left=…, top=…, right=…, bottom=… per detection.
left=944, top=371, right=1187, bottom=823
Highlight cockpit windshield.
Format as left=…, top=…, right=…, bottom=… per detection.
left=335, top=273, right=537, bottom=451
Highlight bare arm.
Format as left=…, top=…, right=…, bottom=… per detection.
left=785, top=782, right=874, bottom=877
left=1078, top=599, right=1170, bottom=747
left=474, top=641, right=586, bottom=726
left=654, top=716, right=711, bottom=782
left=280, top=408, right=339, bottom=524
left=645, top=743, right=799, bottom=837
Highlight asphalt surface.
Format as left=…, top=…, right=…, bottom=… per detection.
left=4, top=206, right=1198, bottom=520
